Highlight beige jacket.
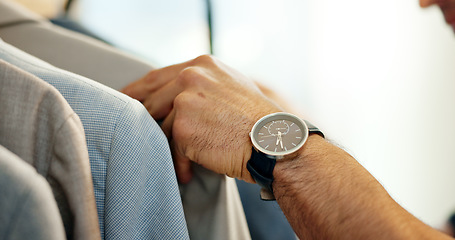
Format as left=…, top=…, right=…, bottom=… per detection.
left=0, top=59, right=100, bottom=240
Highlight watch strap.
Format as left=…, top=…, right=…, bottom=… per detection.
left=247, top=148, right=277, bottom=200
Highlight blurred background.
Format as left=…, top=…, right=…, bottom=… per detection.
left=66, top=0, right=455, bottom=229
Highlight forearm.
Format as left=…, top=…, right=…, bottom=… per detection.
left=122, top=54, right=451, bottom=239
left=273, top=135, right=452, bottom=240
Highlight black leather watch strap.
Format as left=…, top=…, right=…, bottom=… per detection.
left=247, top=148, right=276, bottom=193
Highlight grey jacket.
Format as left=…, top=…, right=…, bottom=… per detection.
left=0, top=144, right=66, bottom=240
left=0, top=0, right=152, bottom=90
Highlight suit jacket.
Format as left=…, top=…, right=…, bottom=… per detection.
left=0, top=1, right=251, bottom=239
left=0, top=145, right=66, bottom=240
left=0, top=0, right=152, bottom=90
left=0, top=59, right=100, bottom=240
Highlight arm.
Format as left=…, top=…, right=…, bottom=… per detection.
left=274, top=135, right=451, bottom=239
left=122, top=55, right=453, bottom=240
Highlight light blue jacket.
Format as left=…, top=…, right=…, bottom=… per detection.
left=0, top=39, right=189, bottom=240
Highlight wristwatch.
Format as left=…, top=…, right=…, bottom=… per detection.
left=247, top=112, right=324, bottom=200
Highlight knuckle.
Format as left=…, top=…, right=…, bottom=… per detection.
left=176, top=66, right=204, bottom=87
left=193, top=54, right=216, bottom=66
left=172, top=112, right=193, bottom=143
left=173, top=91, right=192, bottom=109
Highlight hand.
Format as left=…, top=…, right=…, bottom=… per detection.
left=122, top=55, right=283, bottom=183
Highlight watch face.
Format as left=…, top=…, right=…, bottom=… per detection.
left=250, top=112, right=309, bottom=156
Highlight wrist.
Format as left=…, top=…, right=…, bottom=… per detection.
left=272, top=134, right=329, bottom=199
left=271, top=135, right=440, bottom=240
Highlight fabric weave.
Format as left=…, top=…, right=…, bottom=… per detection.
left=0, top=39, right=189, bottom=240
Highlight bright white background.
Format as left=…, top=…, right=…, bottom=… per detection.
left=72, top=0, right=455, bottom=228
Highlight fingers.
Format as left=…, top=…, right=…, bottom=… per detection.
left=121, top=59, right=195, bottom=100
left=161, top=108, right=193, bottom=184
left=157, top=87, right=193, bottom=184
left=160, top=108, right=176, bottom=139
left=171, top=140, right=193, bottom=184
left=120, top=75, right=151, bottom=101
left=141, top=65, right=206, bottom=119
left=142, top=78, right=185, bottom=119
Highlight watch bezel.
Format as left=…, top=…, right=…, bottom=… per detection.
left=249, top=112, right=309, bottom=157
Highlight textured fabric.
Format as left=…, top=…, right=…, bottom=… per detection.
left=0, top=2, right=252, bottom=239
left=0, top=145, right=66, bottom=240
left=0, top=0, right=152, bottom=90
left=0, top=59, right=100, bottom=240
left=181, top=165, right=251, bottom=240
left=0, top=40, right=189, bottom=239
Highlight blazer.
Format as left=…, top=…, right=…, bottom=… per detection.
left=0, top=145, right=66, bottom=240
left=0, top=0, right=152, bottom=90
left=0, top=39, right=189, bottom=239
left=0, top=59, right=100, bottom=240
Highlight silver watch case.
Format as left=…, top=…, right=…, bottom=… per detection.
left=249, top=112, right=309, bottom=158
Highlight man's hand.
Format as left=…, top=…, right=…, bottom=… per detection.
left=122, top=55, right=282, bottom=183
left=122, top=55, right=454, bottom=240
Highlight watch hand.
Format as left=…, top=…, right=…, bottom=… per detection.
left=276, top=131, right=282, bottom=145
left=280, top=136, right=283, bottom=149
